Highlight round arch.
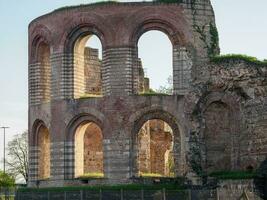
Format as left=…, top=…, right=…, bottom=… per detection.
left=194, top=92, right=242, bottom=171
left=64, top=24, right=106, bottom=54
left=31, top=119, right=51, bottom=180
left=130, top=109, right=184, bottom=177
left=30, top=24, right=52, bottom=63
left=65, top=113, right=103, bottom=142
left=65, top=113, right=104, bottom=179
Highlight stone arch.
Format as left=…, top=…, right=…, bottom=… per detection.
left=31, top=120, right=51, bottom=180
left=196, top=92, right=241, bottom=172
left=130, top=16, right=194, bottom=95
left=63, top=24, right=105, bottom=98
left=29, top=29, right=52, bottom=104
left=29, top=24, right=52, bottom=63
left=131, top=109, right=184, bottom=177
left=65, top=114, right=104, bottom=179
left=64, top=24, right=106, bottom=54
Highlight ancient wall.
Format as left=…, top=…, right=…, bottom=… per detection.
left=84, top=123, right=103, bottom=174
left=38, top=126, right=51, bottom=180
left=187, top=59, right=267, bottom=174
left=84, top=47, right=102, bottom=95
left=27, top=0, right=267, bottom=188
left=138, top=119, right=174, bottom=176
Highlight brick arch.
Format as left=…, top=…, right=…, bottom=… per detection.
left=195, top=92, right=242, bottom=171
left=63, top=23, right=106, bottom=54
left=29, top=25, right=52, bottom=63
left=31, top=119, right=50, bottom=146
left=127, top=7, right=193, bottom=47
left=64, top=113, right=104, bottom=179
left=65, top=113, right=103, bottom=142
left=30, top=119, right=51, bottom=180
left=130, top=109, right=185, bottom=177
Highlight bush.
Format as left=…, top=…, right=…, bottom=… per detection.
left=209, top=170, right=256, bottom=180
left=0, top=171, right=15, bottom=187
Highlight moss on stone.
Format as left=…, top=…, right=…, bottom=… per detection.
left=211, top=54, right=267, bottom=66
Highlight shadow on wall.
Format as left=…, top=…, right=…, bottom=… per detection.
left=254, top=158, right=267, bottom=199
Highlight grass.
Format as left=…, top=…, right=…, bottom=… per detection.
left=211, top=54, right=267, bottom=66
left=209, top=170, right=256, bottom=180
left=79, top=94, right=103, bottom=99
left=78, top=173, right=104, bottom=179
left=139, top=173, right=175, bottom=178
left=139, top=173, right=163, bottom=178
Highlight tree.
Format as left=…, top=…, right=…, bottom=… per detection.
left=156, top=75, right=173, bottom=95
left=5, top=131, right=28, bottom=183
left=0, top=171, right=15, bottom=187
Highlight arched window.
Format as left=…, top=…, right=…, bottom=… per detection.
left=37, top=125, right=51, bottom=180
left=73, top=34, right=103, bottom=98
left=137, top=31, right=173, bottom=95
left=137, top=119, right=174, bottom=177
left=74, top=121, right=104, bottom=178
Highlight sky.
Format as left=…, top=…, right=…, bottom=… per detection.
left=0, top=0, right=267, bottom=171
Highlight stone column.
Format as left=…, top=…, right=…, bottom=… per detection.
left=173, top=46, right=192, bottom=95
left=102, top=47, right=137, bottom=96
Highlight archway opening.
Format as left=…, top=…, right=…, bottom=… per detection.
left=37, top=42, right=51, bottom=103
left=74, top=121, right=104, bottom=178
left=37, top=125, right=51, bottom=180
left=137, top=119, right=175, bottom=177
left=137, top=31, right=173, bottom=95
left=204, top=101, right=231, bottom=173
left=73, top=34, right=103, bottom=98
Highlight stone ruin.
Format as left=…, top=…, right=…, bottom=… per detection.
left=28, top=0, right=267, bottom=187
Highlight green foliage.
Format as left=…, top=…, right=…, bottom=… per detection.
left=139, top=173, right=163, bottom=177
left=194, top=22, right=219, bottom=58
left=78, top=173, right=104, bottom=179
left=208, top=22, right=219, bottom=57
left=209, top=170, right=256, bottom=180
left=211, top=54, right=267, bottom=66
left=0, top=171, right=15, bottom=187
left=79, top=94, right=103, bottom=99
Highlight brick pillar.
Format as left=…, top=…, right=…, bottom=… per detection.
left=29, top=61, right=51, bottom=105
left=102, top=47, right=137, bottom=96
left=173, top=46, right=192, bottom=95
left=28, top=146, right=39, bottom=186
left=103, top=138, right=130, bottom=181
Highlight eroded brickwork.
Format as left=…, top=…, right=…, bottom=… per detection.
left=84, top=123, right=103, bottom=174
left=138, top=120, right=174, bottom=176
left=28, top=0, right=267, bottom=190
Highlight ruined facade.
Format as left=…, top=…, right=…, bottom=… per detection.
left=28, top=0, right=267, bottom=187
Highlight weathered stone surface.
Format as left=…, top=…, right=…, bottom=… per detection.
left=27, top=1, right=267, bottom=190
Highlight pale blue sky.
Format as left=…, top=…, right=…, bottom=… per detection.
left=0, top=0, right=267, bottom=170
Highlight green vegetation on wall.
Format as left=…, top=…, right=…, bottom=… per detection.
left=194, top=22, right=220, bottom=58
left=209, top=170, right=256, bottom=180
left=211, top=54, right=267, bottom=66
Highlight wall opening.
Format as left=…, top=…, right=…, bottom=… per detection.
left=137, top=119, right=174, bottom=177
left=37, top=125, right=51, bottom=180
left=73, top=34, right=103, bottom=98
left=74, top=121, right=104, bottom=178
left=204, top=101, right=231, bottom=172
left=37, top=42, right=51, bottom=103
left=137, top=31, right=173, bottom=95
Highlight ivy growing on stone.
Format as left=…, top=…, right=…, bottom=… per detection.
left=193, top=22, right=219, bottom=58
